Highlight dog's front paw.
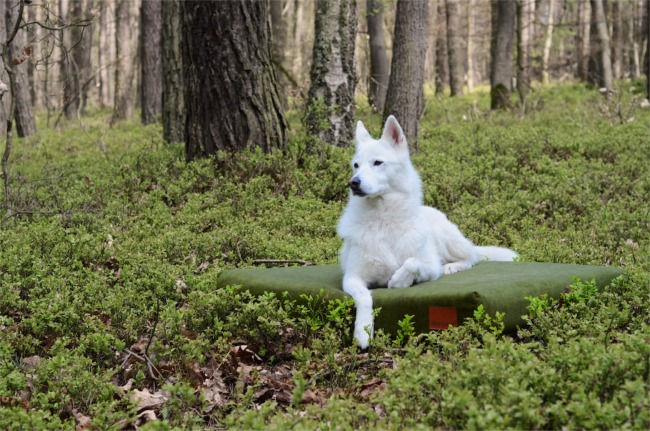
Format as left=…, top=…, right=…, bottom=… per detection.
left=388, top=267, right=414, bottom=289
left=443, top=261, right=472, bottom=275
left=354, top=324, right=371, bottom=350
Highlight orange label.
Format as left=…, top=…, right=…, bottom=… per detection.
left=428, top=306, right=458, bottom=330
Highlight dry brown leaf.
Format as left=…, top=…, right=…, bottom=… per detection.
left=301, top=389, right=321, bottom=404
left=22, top=356, right=41, bottom=370
left=137, top=410, right=157, bottom=422
left=131, top=388, right=169, bottom=412
left=72, top=409, right=94, bottom=430
left=11, top=46, right=32, bottom=66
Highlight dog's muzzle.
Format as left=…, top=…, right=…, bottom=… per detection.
left=348, top=177, right=366, bottom=196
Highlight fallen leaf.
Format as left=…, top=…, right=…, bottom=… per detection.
left=131, top=388, right=169, bottom=412
left=137, top=410, right=157, bottom=422
left=72, top=409, right=94, bottom=430
left=11, top=46, right=32, bottom=66
left=22, top=356, right=41, bottom=370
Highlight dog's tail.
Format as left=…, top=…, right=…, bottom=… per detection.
left=475, top=246, right=519, bottom=262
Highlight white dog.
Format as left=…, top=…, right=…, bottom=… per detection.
left=337, top=115, right=518, bottom=348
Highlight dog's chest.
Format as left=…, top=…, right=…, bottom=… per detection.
left=349, top=218, right=427, bottom=276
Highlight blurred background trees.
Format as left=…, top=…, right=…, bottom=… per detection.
left=0, top=0, right=648, bottom=151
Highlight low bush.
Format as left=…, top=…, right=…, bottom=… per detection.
left=1, top=82, right=648, bottom=429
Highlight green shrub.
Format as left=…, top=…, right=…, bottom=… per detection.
left=0, top=83, right=648, bottom=429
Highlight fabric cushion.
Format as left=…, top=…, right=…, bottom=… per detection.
left=217, top=262, right=624, bottom=335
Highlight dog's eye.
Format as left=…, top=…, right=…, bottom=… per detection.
left=373, top=160, right=383, bottom=166
left=353, top=163, right=359, bottom=169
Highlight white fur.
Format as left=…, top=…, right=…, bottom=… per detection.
left=337, top=116, right=519, bottom=348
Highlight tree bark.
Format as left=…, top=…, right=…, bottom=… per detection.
left=541, top=0, right=556, bottom=85
left=182, top=0, right=287, bottom=158
left=446, top=0, right=463, bottom=96
left=269, top=0, right=292, bottom=105
left=366, top=0, right=389, bottom=113
left=577, top=0, right=591, bottom=81
left=111, top=0, right=136, bottom=124
left=162, top=0, right=184, bottom=144
left=62, top=0, right=94, bottom=119
left=140, top=0, right=162, bottom=125
left=641, top=0, right=650, bottom=100
left=305, top=0, right=357, bottom=147
left=384, top=0, right=428, bottom=142
left=611, top=0, right=623, bottom=79
left=435, top=0, right=448, bottom=95
left=466, top=0, right=475, bottom=93
left=588, top=0, right=613, bottom=91
left=517, top=0, right=535, bottom=103
left=490, top=0, right=516, bottom=110
left=6, top=0, right=35, bottom=136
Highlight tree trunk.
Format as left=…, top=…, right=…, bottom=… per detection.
left=305, top=0, right=357, bottom=147
left=641, top=0, right=650, bottom=100
left=269, top=0, right=292, bottom=105
left=6, top=0, right=35, bottom=136
left=466, top=0, right=475, bottom=93
left=162, top=0, right=184, bottom=144
left=182, top=0, right=287, bottom=158
left=611, top=0, right=623, bottom=79
left=517, top=0, right=535, bottom=103
left=60, top=2, right=77, bottom=119
left=446, top=0, right=463, bottom=96
left=541, top=0, right=556, bottom=84
left=366, top=0, right=389, bottom=113
left=435, top=0, right=448, bottom=95
left=0, top=0, right=8, bottom=126
left=490, top=0, right=516, bottom=110
left=588, top=0, right=613, bottom=91
left=62, top=0, right=94, bottom=119
left=140, top=0, right=162, bottom=125
left=384, top=0, right=428, bottom=142
left=111, top=0, right=136, bottom=124
left=577, top=0, right=591, bottom=81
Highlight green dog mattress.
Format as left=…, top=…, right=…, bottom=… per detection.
left=217, top=262, right=624, bottom=335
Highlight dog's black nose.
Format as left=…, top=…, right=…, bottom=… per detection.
left=348, top=177, right=361, bottom=190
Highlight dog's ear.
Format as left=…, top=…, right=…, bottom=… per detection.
left=381, top=115, right=406, bottom=149
left=355, top=121, right=371, bottom=143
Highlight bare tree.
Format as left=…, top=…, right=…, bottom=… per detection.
left=61, top=0, right=94, bottom=120
left=269, top=0, right=294, bottom=105
left=611, top=0, right=623, bottom=79
left=541, top=0, right=556, bottom=85
left=516, top=0, right=535, bottom=103
left=384, top=0, right=428, bottom=142
left=111, top=0, right=136, bottom=124
left=182, top=0, right=287, bottom=158
left=641, top=0, right=650, bottom=99
left=435, top=0, right=448, bottom=95
left=490, top=0, right=516, bottom=110
left=588, top=0, right=613, bottom=92
left=577, top=0, right=591, bottom=81
left=162, top=0, right=183, bottom=144
left=305, top=0, right=357, bottom=146
left=366, top=0, right=389, bottom=113
left=140, top=0, right=161, bottom=125
left=446, top=0, right=463, bottom=96
left=6, top=0, right=35, bottom=136
left=466, top=0, right=475, bottom=93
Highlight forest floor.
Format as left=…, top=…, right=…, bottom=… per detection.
left=1, top=82, right=649, bottom=429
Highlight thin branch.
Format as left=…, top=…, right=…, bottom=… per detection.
left=21, top=18, right=93, bottom=32
left=5, top=1, right=26, bottom=47
left=252, top=259, right=315, bottom=267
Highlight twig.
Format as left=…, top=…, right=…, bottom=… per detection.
left=123, top=348, right=163, bottom=381
left=252, top=259, right=315, bottom=267
left=144, top=297, right=160, bottom=357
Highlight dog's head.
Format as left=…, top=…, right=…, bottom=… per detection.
left=348, top=115, right=413, bottom=198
